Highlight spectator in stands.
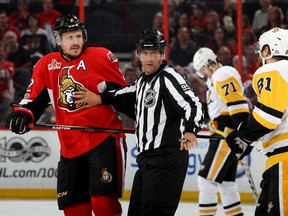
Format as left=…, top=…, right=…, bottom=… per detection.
left=232, top=55, right=251, bottom=83
left=232, top=55, right=256, bottom=109
left=206, top=26, right=235, bottom=57
left=37, top=0, right=61, bottom=48
left=161, top=0, right=180, bottom=46
left=242, top=14, right=251, bottom=29
left=216, top=46, right=232, bottom=66
left=0, top=10, right=21, bottom=42
left=187, top=72, right=209, bottom=123
left=3, top=30, right=32, bottom=103
left=244, top=45, right=258, bottom=75
left=175, top=12, right=190, bottom=32
left=252, top=0, right=272, bottom=37
left=152, top=11, right=163, bottom=33
left=56, top=0, right=74, bottom=3
left=197, top=9, right=221, bottom=47
left=283, top=7, right=288, bottom=29
left=8, top=0, right=31, bottom=31
left=166, top=0, right=180, bottom=30
left=168, top=26, right=198, bottom=77
left=261, top=6, right=285, bottom=34
left=123, top=65, right=138, bottom=85
left=119, top=65, right=138, bottom=129
left=131, top=49, right=142, bottom=76
left=19, top=14, right=53, bottom=65
left=221, top=0, right=237, bottom=39
left=37, top=0, right=61, bottom=28
left=0, top=43, right=14, bottom=125
left=242, top=28, right=255, bottom=52
left=187, top=72, right=207, bottom=104
left=190, top=2, right=207, bottom=33
left=171, top=12, right=190, bottom=47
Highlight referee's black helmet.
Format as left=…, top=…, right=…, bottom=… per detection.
left=136, top=30, right=167, bottom=53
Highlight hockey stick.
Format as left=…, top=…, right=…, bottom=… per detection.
left=206, top=125, right=259, bottom=205
left=34, top=124, right=223, bottom=140
left=35, top=123, right=135, bottom=134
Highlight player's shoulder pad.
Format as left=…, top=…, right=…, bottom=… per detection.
left=255, top=60, right=288, bottom=82
left=213, top=65, right=239, bottom=82
left=87, top=47, right=118, bottom=62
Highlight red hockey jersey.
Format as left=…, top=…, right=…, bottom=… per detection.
left=20, top=47, right=127, bottom=158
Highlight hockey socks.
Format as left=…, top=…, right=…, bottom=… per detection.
left=64, top=202, right=92, bottom=216
left=91, top=193, right=122, bottom=216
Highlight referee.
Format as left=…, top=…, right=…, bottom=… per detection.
left=74, top=30, right=204, bottom=216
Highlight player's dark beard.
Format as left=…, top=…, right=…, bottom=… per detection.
left=61, top=45, right=87, bottom=61
left=62, top=49, right=81, bottom=61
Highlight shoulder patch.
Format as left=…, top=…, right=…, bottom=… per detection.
left=107, top=51, right=118, bottom=62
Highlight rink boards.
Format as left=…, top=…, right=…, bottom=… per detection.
left=0, top=129, right=266, bottom=203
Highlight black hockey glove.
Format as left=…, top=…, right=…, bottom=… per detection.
left=226, top=130, right=254, bottom=160
left=6, top=105, right=34, bottom=135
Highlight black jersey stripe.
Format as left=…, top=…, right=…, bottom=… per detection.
left=254, top=101, right=283, bottom=118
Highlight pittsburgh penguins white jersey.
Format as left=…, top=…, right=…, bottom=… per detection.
left=247, top=60, right=288, bottom=170
left=207, top=65, right=250, bottom=121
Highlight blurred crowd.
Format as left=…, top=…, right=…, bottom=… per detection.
left=0, top=0, right=285, bottom=127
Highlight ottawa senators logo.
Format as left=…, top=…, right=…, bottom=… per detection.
left=57, top=66, right=85, bottom=111
left=100, top=168, right=113, bottom=183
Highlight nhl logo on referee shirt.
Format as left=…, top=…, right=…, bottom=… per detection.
left=144, top=89, right=156, bottom=108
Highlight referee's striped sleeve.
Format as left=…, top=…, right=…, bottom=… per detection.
left=163, top=69, right=203, bottom=133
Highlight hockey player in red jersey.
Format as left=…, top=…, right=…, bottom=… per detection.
left=6, top=14, right=127, bottom=216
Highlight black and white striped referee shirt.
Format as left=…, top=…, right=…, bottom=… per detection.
left=101, top=63, right=204, bottom=153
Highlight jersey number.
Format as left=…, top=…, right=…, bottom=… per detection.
left=221, top=82, right=237, bottom=96
left=257, top=77, right=272, bottom=94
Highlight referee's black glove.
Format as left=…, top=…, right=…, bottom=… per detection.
left=6, top=105, right=34, bottom=135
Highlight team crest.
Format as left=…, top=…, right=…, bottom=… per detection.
left=144, top=89, right=156, bottom=108
left=100, top=168, right=113, bottom=183
left=57, top=66, right=85, bottom=111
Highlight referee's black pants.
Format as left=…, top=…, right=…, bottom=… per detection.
left=128, top=146, right=188, bottom=216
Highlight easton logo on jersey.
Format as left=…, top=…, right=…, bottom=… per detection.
left=57, top=66, right=85, bottom=111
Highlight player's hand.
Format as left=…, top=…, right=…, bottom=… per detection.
left=179, top=132, right=198, bottom=151
left=6, top=105, right=34, bottom=135
left=226, top=130, right=253, bottom=160
left=73, top=87, right=102, bottom=109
